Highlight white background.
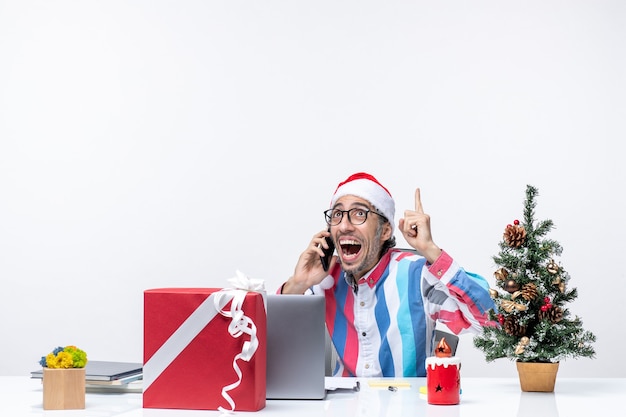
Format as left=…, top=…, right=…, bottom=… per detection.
left=1, top=1, right=624, bottom=378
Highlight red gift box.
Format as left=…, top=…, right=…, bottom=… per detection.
left=143, top=288, right=266, bottom=411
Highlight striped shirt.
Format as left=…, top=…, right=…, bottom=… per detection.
left=316, top=248, right=495, bottom=377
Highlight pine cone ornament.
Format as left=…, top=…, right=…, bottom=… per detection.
left=503, top=224, right=526, bottom=248
left=538, top=305, right=563, bottom=323
left=503, top=316, right=527, bottom=336
left=520, top=283, right=538, bottom=301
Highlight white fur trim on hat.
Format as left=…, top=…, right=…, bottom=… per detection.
left=330, top=172, right=395, bottom=227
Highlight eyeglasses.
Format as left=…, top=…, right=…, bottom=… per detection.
left=323, top=208, right=384, bottom=226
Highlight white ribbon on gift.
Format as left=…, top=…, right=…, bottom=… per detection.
left=143, top=270, right=266, bottom=413
left=214, top=270, right=266, bottom=413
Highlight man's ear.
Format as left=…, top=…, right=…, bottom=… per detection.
left=382, top=222, right=393, bottom=241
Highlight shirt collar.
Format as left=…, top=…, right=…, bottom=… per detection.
left=356, top=250, right=392, bottom=288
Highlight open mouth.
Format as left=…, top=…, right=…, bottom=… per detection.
left=339, top=239, right=362, bottom=261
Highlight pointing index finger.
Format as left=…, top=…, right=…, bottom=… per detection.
left=415, top=188, right=424, bottom=214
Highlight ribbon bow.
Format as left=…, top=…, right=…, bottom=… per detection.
left=227, top=269, right=266, bottom=293
left=213, top=270, right=266, bottom=413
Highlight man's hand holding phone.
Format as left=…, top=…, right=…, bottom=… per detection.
left=282, top=228, right=335, bottom=294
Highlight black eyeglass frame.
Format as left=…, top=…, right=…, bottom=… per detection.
left=323, top=208, right=385, bottom=226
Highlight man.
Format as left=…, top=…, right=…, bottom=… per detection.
left=281, top=172, right=496, bottom=377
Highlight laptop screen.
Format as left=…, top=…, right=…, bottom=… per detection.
left=265, top=294, right=327, bottom=400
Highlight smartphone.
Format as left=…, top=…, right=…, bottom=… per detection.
left=320, top=228, right=335, bottom=271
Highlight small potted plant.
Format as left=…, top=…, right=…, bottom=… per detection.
left=39, top=345, right=88, bottom=409
left=473, top=185, right=596, bottom=392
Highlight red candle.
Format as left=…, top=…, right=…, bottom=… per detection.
left=425, top=338, right=461, bottom=405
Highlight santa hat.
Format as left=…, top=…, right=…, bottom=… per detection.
left=330, top=172, right=395, bottom=227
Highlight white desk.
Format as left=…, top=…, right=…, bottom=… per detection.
left=1, top=377, right=624, bottom=417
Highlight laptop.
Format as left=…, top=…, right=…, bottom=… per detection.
left=265, top=294, right=327, bottom=400
left=31, top=360, right=142, bottom=382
